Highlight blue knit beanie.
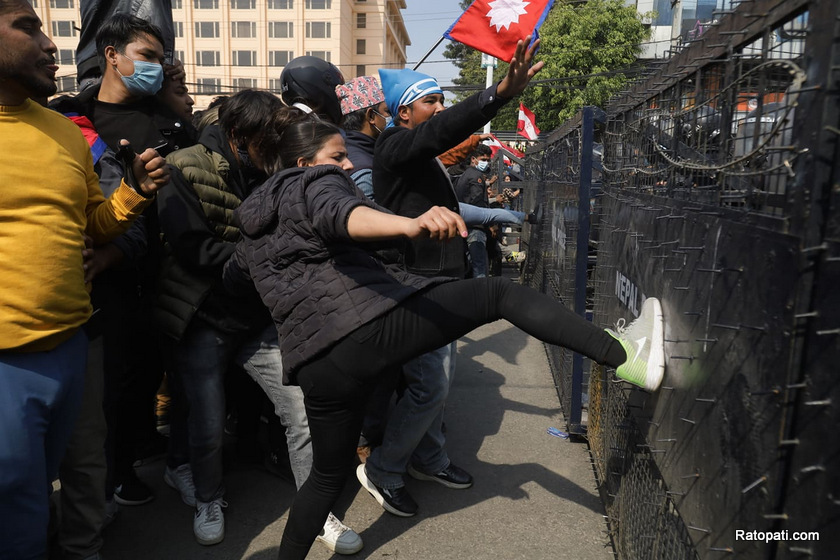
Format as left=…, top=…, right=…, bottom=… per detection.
left=378, top=68, right=443, bottom=122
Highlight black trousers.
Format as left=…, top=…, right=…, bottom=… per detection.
left=278, top=277, right=625, bottom=558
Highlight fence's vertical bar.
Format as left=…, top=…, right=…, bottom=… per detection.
left=569, top=106, right=594, bottom=434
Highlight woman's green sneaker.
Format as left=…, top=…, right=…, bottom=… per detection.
left=605, top=297, right=665, bottom=391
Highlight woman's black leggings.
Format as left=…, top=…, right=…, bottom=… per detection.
left=278, top=276, right=626, bottom=558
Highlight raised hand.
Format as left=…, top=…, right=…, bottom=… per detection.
left=497, top=35, right=545, bottom=99
left=164, top=58, right=186, bottom=84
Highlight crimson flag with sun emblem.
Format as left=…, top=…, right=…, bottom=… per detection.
left=444, top=0, right=555, bottom=62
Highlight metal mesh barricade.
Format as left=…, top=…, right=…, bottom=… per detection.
left=521, top=0, right=840, bottom=557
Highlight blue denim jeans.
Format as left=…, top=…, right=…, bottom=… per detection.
left=365, top=341, right=457, bottom=489
left=0, top=330, right=88, bottom=560
left=458, top=202, right=525, bottom=227
left=467, top=228, right=489, bottom=278
left=167, top=321, right=311, bottom=502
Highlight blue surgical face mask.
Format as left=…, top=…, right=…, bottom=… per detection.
left=117, top=53, right=164, bottom=96
left=476, top=160, right=490, bottom=172
left=372, top=108, right=393, bottom=133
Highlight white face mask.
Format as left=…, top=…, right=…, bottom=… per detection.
left=476, top=160, right=490, bottom=172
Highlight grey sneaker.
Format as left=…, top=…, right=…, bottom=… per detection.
left=315, top=512, right=363, bottom=555
left=193, top=498, right=226, bottom=546
left=605, top=297, right=665, bottom=391
left=164, top=464, right=196, bottom=507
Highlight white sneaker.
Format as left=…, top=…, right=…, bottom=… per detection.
left=606, top=297, right=665, bottom=391
left=164, top=464, right=196, bottom=507
left=193, top=498, right=226, bottom=546
left=315, top=512, right=363, bottom=555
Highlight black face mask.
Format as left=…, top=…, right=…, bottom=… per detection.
left=237, top=143, right=256, bottom=170
left=236, top=143, right=266, bottom=187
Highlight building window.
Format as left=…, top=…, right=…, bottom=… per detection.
left=59, top=49, right=75, bottom=65
left=269, top=51, right=294, bottom=66
left=305, top=50, right=330, bottom=62
left=232, top=50, right=257, bottom=66
left=173, top=22, right=183, bottom=38
left=231, top=21, right=256, bottom=38
left=268, top=79, right=283, bottom=92
left=305, top=21, right=331, bottom=38
left=49, top=0, right=74, bottom=8
left=268, top=0, right=293, bottom=7
left=196, top=78, right=221, bottom=94
left=57, top=76, right=76, bottom=92
left=195, top=22, right=220, bottom=38
left=356, top=64, right=365, bottom=77
left=305, top=0, right=330, bottom=8
left=174, top=50, right=185, bottom=63
left=172, top=0, right=182, bottom=8
left=231, top=0, right=255, bottom=8
left=51, top=21, right=76, bottom=37
left=195, top=51, right=220, bottom=66
left=234, top=78, right=258, bottom=90
left=268, top=22, right=293, bottom=38
left=356, top=39, right=366, bottom=55
left=193, top=0, right=218, bottom=9
left=356, top=13, right=366, bottom=28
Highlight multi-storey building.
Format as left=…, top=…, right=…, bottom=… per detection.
left=35, top=0, right=410, bottom=109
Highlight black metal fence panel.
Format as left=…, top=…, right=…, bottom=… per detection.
left=521, top=0, right=840, bottom=557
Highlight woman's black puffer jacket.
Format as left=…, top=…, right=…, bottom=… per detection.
left=225, top=165, right=446, bottom=385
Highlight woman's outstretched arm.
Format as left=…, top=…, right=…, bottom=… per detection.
left=346, top=205, right=468, bottom=242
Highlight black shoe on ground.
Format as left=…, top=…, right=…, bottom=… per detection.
left=263, top=447, right=295, bottom=484
left=356, top=464, right=417, bottom=517
left=407, top=462, right=473, bottom=489
left=114, top=472, right=154, bottom=506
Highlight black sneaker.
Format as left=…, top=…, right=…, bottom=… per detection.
left=356, top=464, right=417, bottom=517
left=407, top=463, right=473, bottom=489
left=526, top=203, right=543, bottom=225
left=114, top=472, right=154, bottom=506
left=263, top=448, right=295, bottom=484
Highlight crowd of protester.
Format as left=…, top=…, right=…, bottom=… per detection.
left=0, top=2, right=666, bottom=559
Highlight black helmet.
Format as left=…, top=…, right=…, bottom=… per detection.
left=280, top=56, right=345, bottom=124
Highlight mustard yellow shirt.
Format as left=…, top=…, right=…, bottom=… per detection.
left=0, top=100, right=151, bottom=351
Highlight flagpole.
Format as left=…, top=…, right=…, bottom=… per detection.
left=412, top=36, right=446, bottom=71
left=481, top=54, right=497, bottom=133
left=483, top=61, right=493, bottom=133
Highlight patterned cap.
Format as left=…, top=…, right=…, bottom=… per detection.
left=335, top=76, right=386, bottom=116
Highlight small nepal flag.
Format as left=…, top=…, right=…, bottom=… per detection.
left=517, top=102, right=540, bottom=140
left=483, top=134, right=525, bottom=163
left=444, top=0, right=555, bottom=62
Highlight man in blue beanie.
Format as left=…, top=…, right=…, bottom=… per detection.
left=356, top=38, right=543, bottom=517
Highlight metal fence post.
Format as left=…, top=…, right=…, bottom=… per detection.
left=569, top=106, right=595, bottom=433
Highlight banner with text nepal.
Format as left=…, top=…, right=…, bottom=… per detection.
left=444, top=0, right=556, bottom=62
